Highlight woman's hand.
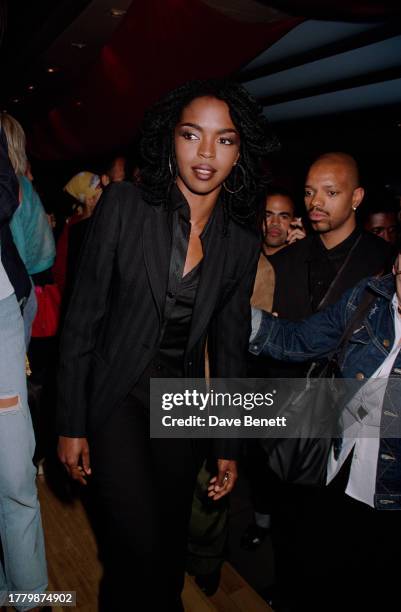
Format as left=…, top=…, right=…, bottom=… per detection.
left=207, top=459, right=238, bottom=500
left=58, top=436, right=91, bottom=485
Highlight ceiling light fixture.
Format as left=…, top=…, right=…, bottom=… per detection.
left=109, top=8, right=127, bottom=18
left=47, top=67, right=58, bottom=73
left=71, top=42, right=87, bottom=49
left=27, top=85, right=35, bottom=91
left=12, top=98, right=20, bottom=104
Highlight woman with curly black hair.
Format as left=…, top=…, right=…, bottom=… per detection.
left=57, top=79, right=277, bottom=611
left=140, top=79, right=275, bottom=219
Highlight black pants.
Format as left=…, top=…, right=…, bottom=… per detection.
left=272, top=460, right=401, bottom=612
left=89, top=378, right=204, bottom=611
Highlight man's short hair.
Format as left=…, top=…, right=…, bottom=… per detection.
left=265, top=185, right=296, bottom=214
left=310, top=152, right=361, bottom=189
left=358, top=187, right=399, bottom=223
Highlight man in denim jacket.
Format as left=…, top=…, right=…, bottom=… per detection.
left=250, top=251, right=401, bottom=611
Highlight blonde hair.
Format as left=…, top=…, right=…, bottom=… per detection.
left=0, top=112, right=27, bottom=175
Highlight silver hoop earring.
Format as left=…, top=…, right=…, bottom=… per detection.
left=223, top=163, right=245, bottom=194
left=168, top=155, right=174, bottom=178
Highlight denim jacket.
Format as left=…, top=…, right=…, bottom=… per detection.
left=249, top=273, right=401, bottom=510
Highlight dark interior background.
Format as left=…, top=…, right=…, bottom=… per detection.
left=1, top=0, right=400, bottom=216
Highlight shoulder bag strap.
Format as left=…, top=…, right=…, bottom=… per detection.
left=317, top=235, right=362, bottom=311
left=334, top=288, right=377, bottom=367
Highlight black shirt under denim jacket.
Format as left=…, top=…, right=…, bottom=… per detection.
left=250, top=273, right=401, bottom=510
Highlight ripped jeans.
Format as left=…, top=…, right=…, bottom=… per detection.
left=0, top=293, right=47, bottom=610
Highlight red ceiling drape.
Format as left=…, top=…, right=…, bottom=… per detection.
left=29, top=0, right=300, bottom=160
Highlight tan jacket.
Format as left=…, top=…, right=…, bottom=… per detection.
left=206, top=253, right=274, bottom=379
left=250, top=253, right=275, bottom=313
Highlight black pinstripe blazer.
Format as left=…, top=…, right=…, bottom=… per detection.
left=57, top=182, right=260, bottom=444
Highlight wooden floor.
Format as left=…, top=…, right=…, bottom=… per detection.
left=33, top=474, right=272, bottom=612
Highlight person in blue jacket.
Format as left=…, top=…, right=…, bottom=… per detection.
left=250, top=251, right=401, bottom=611
left=0, top=117, right=48, bottom=610
left=2, top=113, right=55, bottom=345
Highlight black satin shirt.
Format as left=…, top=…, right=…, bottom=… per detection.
left=155, top=186, right=213, bottom=376
left=158, top=260, right=202, bottom=376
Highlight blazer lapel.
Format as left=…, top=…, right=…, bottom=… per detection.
left=187, top=205, right=228, bottom=351
left=142, top=205, right=172, bottom=321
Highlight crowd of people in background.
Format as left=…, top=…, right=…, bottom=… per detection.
left=1, top=77, right=401, bottom=612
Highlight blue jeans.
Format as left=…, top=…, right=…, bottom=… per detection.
left=0, top=293, right=47, bottom=610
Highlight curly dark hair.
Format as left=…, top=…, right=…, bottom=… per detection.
left=139, top=79, right=279, bottom=225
